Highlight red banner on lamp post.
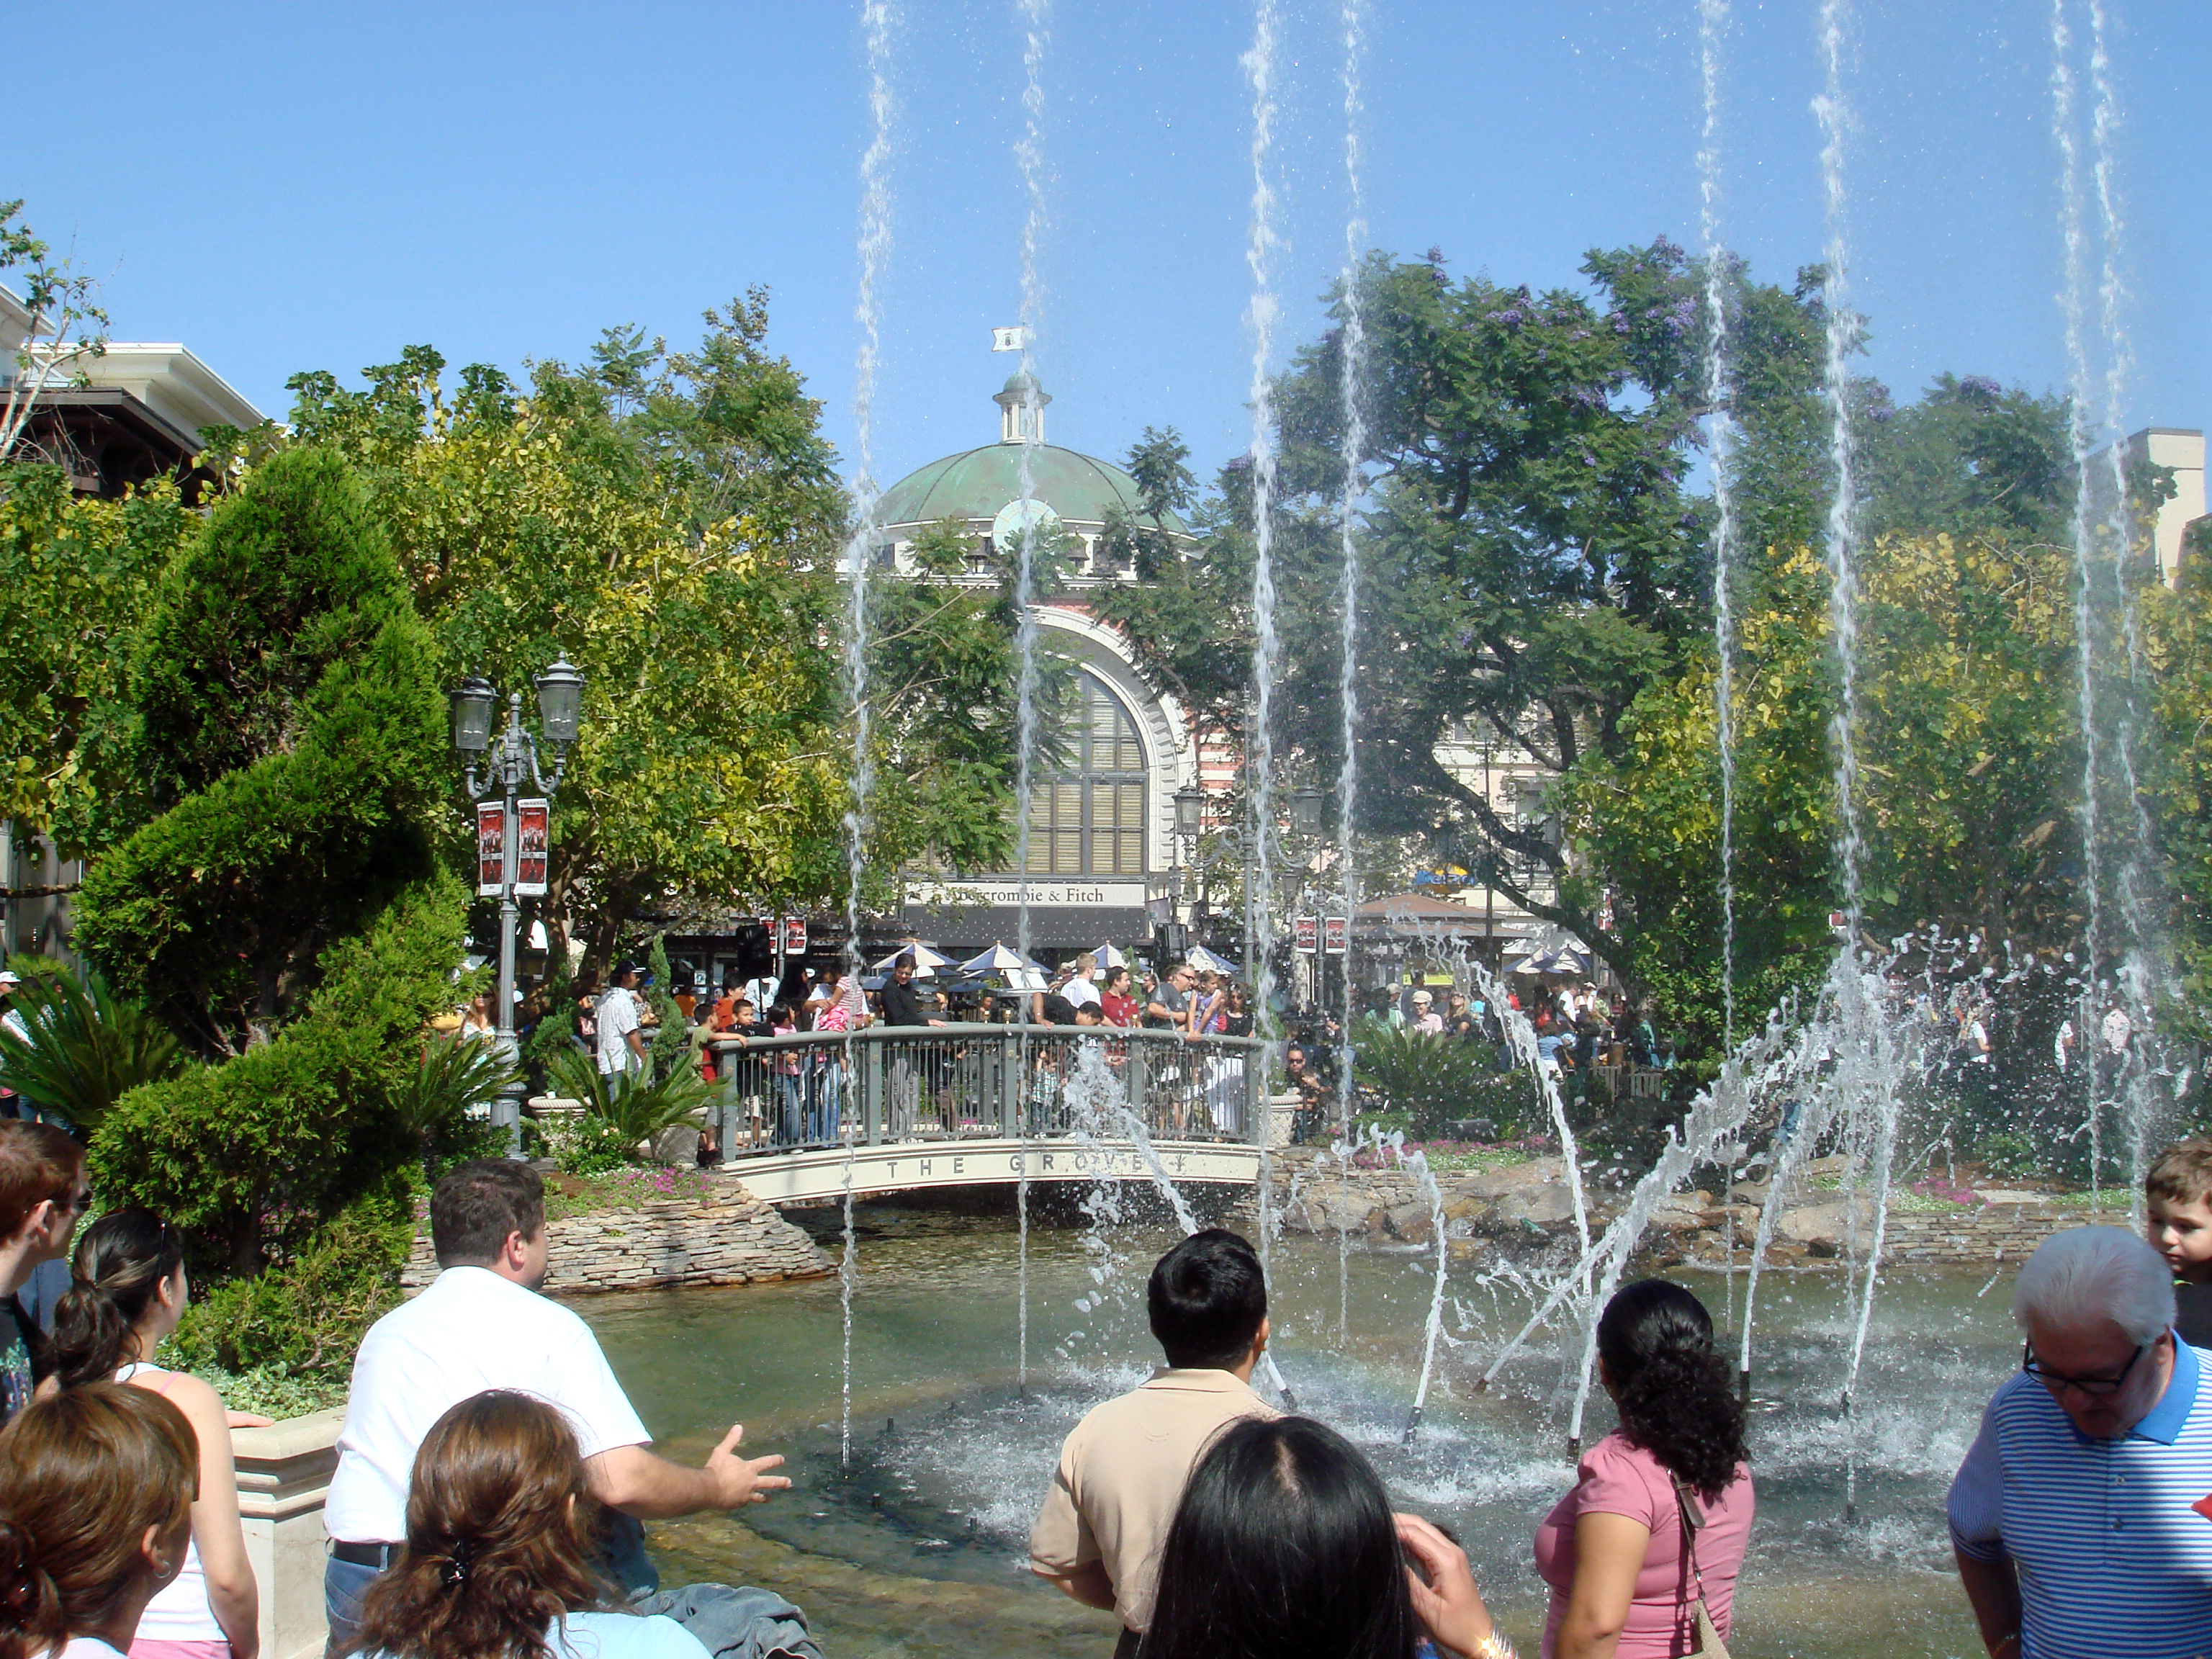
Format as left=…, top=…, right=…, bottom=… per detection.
left=476, top=802, right=505, bottom=897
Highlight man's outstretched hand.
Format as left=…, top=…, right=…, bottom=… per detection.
left=705, top=1423, right=790, bottom=1507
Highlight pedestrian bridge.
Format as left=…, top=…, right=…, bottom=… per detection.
left=694, top=1025, right=1279, bottom=1206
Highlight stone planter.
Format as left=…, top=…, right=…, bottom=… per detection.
left=231, top=1408, right=343, bottom=1659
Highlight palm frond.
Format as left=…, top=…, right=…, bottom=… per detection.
left=0, top=968, right=193, bottom=1132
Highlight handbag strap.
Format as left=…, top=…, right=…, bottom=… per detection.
left=1670, top=1473, right=1713, bottom=1608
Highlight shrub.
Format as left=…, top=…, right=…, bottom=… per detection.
left=391, top=1035, right=518, bottom=1179
left=541, top=1046, right=712, bottom=1151
left=1351, top=1017, right=1536, bottom=1142
left=534, top=1112, right=637, bottom=1177
left=167, top=1199, right=414, bottom=1383
left=0, top=964, right=193, bottom=1133
left=75, top=449, right=463, bottom=1278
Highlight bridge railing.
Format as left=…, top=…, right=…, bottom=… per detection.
left=698, top=1024, right=1270, bottom=1158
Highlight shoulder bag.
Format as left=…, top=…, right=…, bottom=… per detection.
left=1669, top=1474, right=1733, bottom=1659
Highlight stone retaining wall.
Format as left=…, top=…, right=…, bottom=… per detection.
left=1264, top=1149, right=2097, bottom=1269
left=400, top=1177, right=832, bottom=1295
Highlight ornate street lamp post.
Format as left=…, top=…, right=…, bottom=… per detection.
left=450, top=658, right=585, bottom=1156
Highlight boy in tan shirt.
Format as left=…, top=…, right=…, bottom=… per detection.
left=1030, top=1229, right=1280, bottom=1657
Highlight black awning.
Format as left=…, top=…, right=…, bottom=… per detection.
left=900, top=903, right=1151, bottom=951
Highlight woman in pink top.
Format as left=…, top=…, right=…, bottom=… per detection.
left=1530, top=1280, right=1753, bottom=1658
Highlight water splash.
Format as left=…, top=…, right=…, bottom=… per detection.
left=1813, top=0, right=1866, bottom=932
left=1333, top=0, right=1370, bottom=1344
left=2049, top=0, right=2109, bottom=1212
left=1392, top=1136, right=1450, bottom=1442
left=837, top=0, right=897, bottom=1475
left=1005, top=0, right=1052, bottom=1392
left=1241, top=0, right=1284, bottom=1034
left=1010, top=0, right=1050, bottom=971
left=1697, top=0, right=1740, bottom=1056
left=2085, top=0, right=2168, bottom=1226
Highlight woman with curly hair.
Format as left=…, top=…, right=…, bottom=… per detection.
left=351, top=1392, right=706, bottom=1659
left=1527, top=1280, right=1753, bottom=1658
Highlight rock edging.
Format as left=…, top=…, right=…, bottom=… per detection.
left=400, top=1176, right=833, bottom=1295
left=1267, top=1149, right=2089, bottom=1269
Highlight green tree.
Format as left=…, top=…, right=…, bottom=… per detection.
left=0, top=467, right=198, bottom=857
left=73, top=449, right=467, bottom=1273
left=279, top=303, right=1032, bottom=979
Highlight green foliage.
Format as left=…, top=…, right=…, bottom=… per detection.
left=1857, top=374, right=2074, bottom=545
left=168, top=1201, right=414, bottom=1382
left=390, top=1036, right=518, bottom=1178
left=0, top=965, right=193, bottom=1133
left=531, top=1113, right=637, bottom=1177
left=90, top=876, right=469, bottom=1274
left=644, top=936, right=687, bottom=1077
left=0, top=467, right=198, bottom=853
left=1351, top=1019, right=1534, bottom=1141
left=76, top=449, right=448, bottom=1052
left=278, top=302, right=1032, bottom=981
left=73, top=449, right=468, bottom=1276
left=541, top=1047, right=713, bottom=1151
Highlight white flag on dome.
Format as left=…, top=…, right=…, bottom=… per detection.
left=992, top=325, right=1030, bottom=353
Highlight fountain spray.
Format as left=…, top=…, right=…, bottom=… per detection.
left=1397, top=1139, right=1449, bottom=1442
left=1007, top=0, right=1052, bottom=1394
left=2085, top=0, right=2171, bottom=1226
left=2049, top=0, right=2110, bottom=1215
left=1238, top=0, right=1290, bottom=1394
left=1696, top=0, right=1745, bottom=1338
left=837, top=0, right=897, bottom=1474
left=1332, top=0, right=1369, bottom=1346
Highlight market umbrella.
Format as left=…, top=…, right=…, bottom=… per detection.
left=1090, top=942, right=1130, bottom=970
left=958, top=943, right=1048, bottom=976
left=873, top=941, right=955, bottom=976
left=1186, top=943, right=1241, bottom=976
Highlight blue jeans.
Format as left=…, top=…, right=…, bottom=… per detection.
left=324, top=1555, right=379, bottom=1656
left=809, top=1064, right=842, bottom=1143
left=778, top=1074, right=805, bottom=1145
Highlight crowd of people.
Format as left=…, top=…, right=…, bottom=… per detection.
left=567, top=953, right=1265, bottom=1154
left=7, top=1118, right=2212, bottom=1657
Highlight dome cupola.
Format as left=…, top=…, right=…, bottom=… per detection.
left=992, top=370, right=1051, bottom=445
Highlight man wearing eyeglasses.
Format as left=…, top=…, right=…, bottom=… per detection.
left=1948, top=1225, right=2212, bottom=1659
left=0, top=1121, right=88, bottom=1427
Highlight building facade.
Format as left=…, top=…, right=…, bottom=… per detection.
left=875, top=372, right=1207, bottom=949
left=873, top=367, right=1561, bottom=968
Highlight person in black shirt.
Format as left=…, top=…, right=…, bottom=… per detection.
left=879, top=957, right=944, bottom=1136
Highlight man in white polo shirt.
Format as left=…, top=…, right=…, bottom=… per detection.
left=324, top=1160, right=788, bottom=1649
left=1948, top=1225, right=2212, bottom=1659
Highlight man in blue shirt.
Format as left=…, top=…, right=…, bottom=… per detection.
left=1948, top=1226, right=2212, bottom=1659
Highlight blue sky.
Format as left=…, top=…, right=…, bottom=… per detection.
left=24, top=1, right=2206, bottom=490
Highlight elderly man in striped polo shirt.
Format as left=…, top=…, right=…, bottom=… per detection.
left=1949, top=1226, right=2212, bottom=1659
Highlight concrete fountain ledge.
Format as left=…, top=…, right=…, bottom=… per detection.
left=1264, top=1149, right=2092, bottom=1271
left=400, top=1172, right=834, bottom=1296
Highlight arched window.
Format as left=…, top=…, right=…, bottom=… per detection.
left=1026, top=670, right=1146, bottom=876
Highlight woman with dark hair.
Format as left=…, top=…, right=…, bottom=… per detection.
left=48, top=1211, right=259, bottom=1659
left=353, top=1390, right=707, bottom=1659
left=1522, top=1280, right=1753, bottom=1658
left=1141, top=1415, right=1497, bottom=1659
left=0, top=1382, right=199, bottom=1659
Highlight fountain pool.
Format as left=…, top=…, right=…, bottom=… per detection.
left=585, top=1202, right=1997, bottom=1659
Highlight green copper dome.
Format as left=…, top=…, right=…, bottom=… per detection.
left=876, top=443, right=1187, bottom=535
